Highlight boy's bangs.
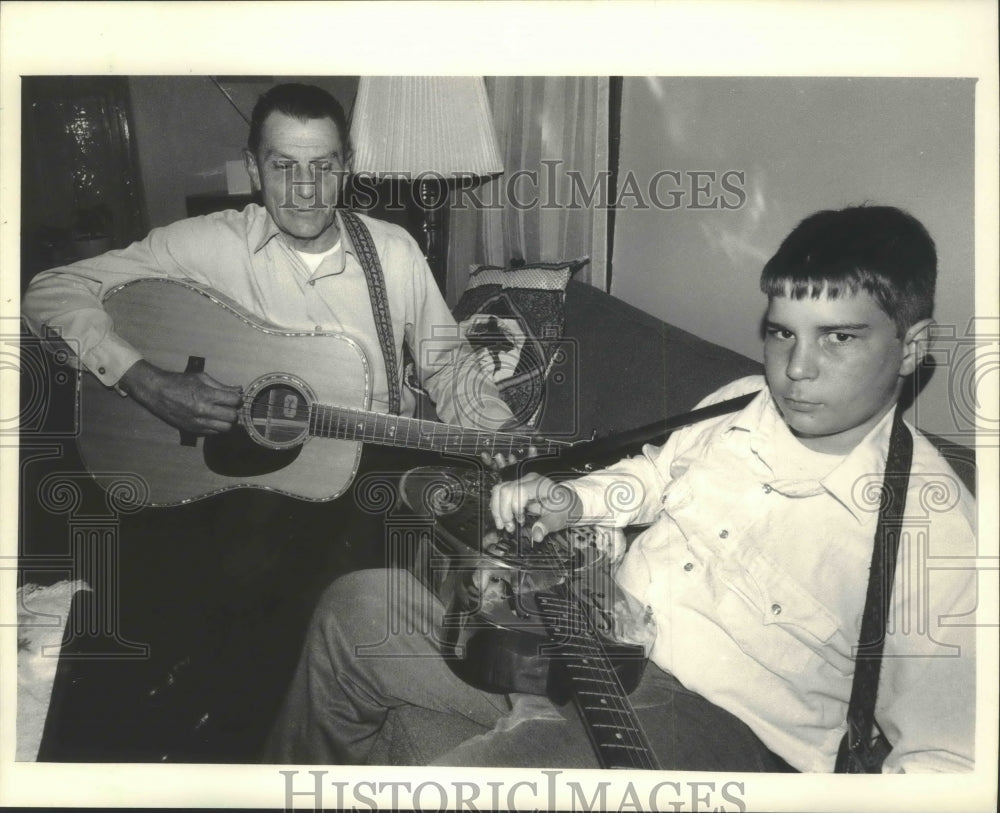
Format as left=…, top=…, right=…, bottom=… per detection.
left=760, top=271, right=863, bottom=301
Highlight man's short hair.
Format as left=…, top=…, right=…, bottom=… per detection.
left=248, top=82, right=352, bottom=159
left=760, top=205, right=937, bottom=334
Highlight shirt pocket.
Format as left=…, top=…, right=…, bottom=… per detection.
left=715, top=549, right=853, bottom=678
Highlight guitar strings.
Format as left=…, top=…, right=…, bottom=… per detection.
left=532, top=534, right=657, bottom=770
left=539, top=594, right=657, bottom=769
left=244, top=394, right=563, bottom=455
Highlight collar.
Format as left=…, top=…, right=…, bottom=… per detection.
left=726, top=389, right=896, bottom=523
left=250, top=207, right=356, bottom=279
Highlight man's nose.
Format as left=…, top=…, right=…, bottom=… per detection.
left=293, top=170, right=317, bottom=200
left=786, top=339, right=818, bottom=380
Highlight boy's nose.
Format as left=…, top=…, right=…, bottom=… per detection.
left=786, top=341, right=818, bottom=380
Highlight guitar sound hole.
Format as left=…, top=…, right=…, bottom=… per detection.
left=246, top=383, right=310, bottom=447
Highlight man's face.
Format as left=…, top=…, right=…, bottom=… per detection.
left=245, top=111, right=347, bottom=253
left=763, top=289, right=928, bottom=454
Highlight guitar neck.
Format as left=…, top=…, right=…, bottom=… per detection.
left=535, top=592, right=660, bottom=770
left=308, top=403, right=568, bottom=459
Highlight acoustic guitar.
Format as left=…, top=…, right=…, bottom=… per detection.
left=75, top=278, right=571, bottom=506
left=400, top=465, right=660, bottom=770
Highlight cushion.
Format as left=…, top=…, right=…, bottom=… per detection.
left=452, top=258, right=589, bottom=427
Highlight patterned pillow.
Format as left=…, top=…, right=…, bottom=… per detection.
left=453, top=258, right=589, bottom=427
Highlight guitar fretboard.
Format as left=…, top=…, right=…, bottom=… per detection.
left=308, top=403, right=569, bottom=458
left=535, top=593, right=659, bottom=770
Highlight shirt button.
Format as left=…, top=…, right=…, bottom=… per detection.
left=762, top=484, right=773, bottom=494
left=771, top=603, right=782, bottom=615
left=719, top=529, right=729, bottom=539
left=684, top=562, right=694, bottom=572
left=98, top=366, right=106, bottom=375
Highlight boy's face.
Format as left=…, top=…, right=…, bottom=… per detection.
left=763, top=289, right=929, bottom=454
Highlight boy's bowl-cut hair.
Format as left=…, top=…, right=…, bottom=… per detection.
left=760, top=205, right=937, bottom=335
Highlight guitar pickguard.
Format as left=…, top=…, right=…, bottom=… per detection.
left=202, top=426, right=302, bottom=477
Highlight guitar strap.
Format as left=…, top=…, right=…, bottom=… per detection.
left=340, top=211, right=402, bottom=415
left=835, top=402, right=913, bottom=772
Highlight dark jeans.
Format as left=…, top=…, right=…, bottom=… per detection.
left=264, top=569, right=797, bottom=772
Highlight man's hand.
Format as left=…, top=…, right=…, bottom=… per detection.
left=490, top=472, right=581, bottom=543
left=118, top=359, right=243, bottom=435
left=479, top=420, right=539, bottom=470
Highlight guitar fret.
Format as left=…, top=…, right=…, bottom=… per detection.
left=297, top=391, right=572, bottom=459
left=532, top=587, right=660, bottom=771
left=565, top=672, right=615, bottom=683
left=600, top=743, right=650, bottom=752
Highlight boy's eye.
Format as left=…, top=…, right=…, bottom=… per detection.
left=272, top=161, right=295, bottom=171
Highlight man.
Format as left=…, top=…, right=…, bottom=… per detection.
left=22, top=82, right=516, bottom=436
left=266, top=205, right=976, bottom=772
left=20, top=82, right=519, bottom=759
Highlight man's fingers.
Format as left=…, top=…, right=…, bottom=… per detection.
left=199, top=417, right=239, bottom=435
left=213, top=387, right=244, bottom=407
left=198, top=373, right=244, bottom=406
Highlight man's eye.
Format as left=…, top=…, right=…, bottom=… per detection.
left=766, top=328, right=793, bottom=340
left=829, top=333, right=855, bottom=344
left=272, top=161, right=295, bottom=171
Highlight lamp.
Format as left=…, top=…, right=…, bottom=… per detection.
left=349, top=76, right=504, bottom=292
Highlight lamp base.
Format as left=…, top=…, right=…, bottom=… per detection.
left=415, top=178, right=450, bottom=294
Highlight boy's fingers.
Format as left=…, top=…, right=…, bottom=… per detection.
left=490, top=482, right=510, bottom=529
left=531, top=513, right=561, bottom=543
left=491, top=477, right=542, bottom=531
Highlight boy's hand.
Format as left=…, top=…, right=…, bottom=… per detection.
left=490, top=473, right=581, bottom=543
left=118, top=359, right=243, bottom=435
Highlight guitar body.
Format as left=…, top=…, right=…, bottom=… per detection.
left=77, top=278, right=371, bottom=505
left=400, top=466, right=647, bottom=696
left=440, top=587, right=648, bottom=701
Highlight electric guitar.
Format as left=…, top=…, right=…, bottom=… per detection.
left=75, top=278, right=572, bottom=506
left=400, top=466, right=660, bottom=770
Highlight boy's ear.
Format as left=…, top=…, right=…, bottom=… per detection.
left=900, top=318, right=934, bottom=376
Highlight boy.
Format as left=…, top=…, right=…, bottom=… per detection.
left=266, top=205, right=976, bottom=772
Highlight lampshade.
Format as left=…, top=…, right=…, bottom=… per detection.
left=350, top=76, right=503, bottom=178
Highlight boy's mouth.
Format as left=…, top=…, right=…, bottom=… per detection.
left=782, top=396, right=822, bottom=412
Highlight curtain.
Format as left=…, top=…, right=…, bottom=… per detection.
left=447, top=76, right=610, bottom=300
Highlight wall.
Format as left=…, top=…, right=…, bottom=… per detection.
left=611, top=77, right=975, bottom=437
left=127, top=76, right=358, bottom=229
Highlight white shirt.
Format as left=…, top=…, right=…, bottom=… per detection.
left=569, top=376, right=977, bottom=772
left=22, top=205, right=514, bottom=430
